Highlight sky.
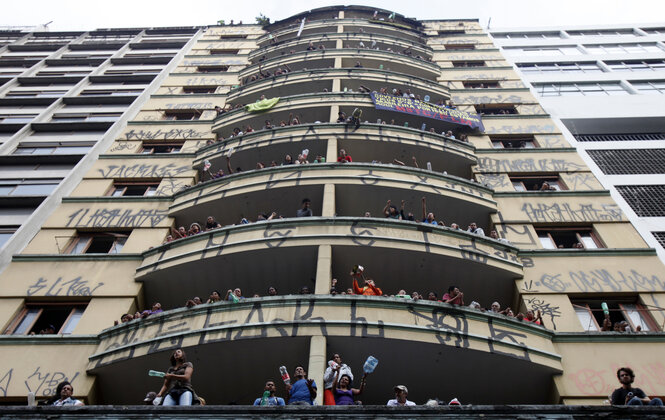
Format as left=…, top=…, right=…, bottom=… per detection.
left=1, top=0, right=664, bottom=31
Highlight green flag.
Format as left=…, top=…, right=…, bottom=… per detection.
left=245, top=97, right=280, bottom=113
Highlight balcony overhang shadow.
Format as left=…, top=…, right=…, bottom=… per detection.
left=227, top=68, right=449, bottom=105
left=238, top=49, right=441, bottom=82
left=87, top=296, right=560, bottom=405
left=200, top=124, right=475, bottom=178
left=249, top=32, right=432, bottom=63
left=171, top=164, right=493, bottom=228
left=135, top=218, right=520, bottom=309
left=212, top=93, right=479, bottom=142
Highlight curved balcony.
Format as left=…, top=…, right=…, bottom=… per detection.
left=239, top=49, right=441, bottom=82
left=88, top=296, right=560, bottom=405
left=212, top=93, right=477, bottom=143
left=227, top=68, right=448, bottom=105
left=258, top=18, right=426, bottom=48
left=135, top=217, right=519, bottom=310
left=248, top=32, right=432, bottom=64
left=198, top=124, right=474, bottom=177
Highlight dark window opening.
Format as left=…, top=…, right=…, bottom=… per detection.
left=445, top=44, right=475, bottom=50
left=197, top=65, right=229, bottom=73
left=164, top=110, right=201, bottom=121
left=536, top=227, right=602, bottom=249
left=490, top=136, right=537, bottom=149
left=510, top=176, right=563, bottom=191
left=210, top=49, right=239, bottom=55
left=183, top=86, right=217, bottom=94
left=5, top=304, right=87, bottom=335
left=463, top=81, right=500, bottom=89
left=110, top=182, right=159, bottom=197
left=572, top=299, right=658, bottom=332
left=67, top=232, right=128, bottom=254
left=140, top=142, right=183, bottom=154
left=452, top=61, right=485, bottom=68
left=475, top=104, right=518, bottom=115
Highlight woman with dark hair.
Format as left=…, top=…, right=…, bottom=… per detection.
left=49, top=381, right=84, bottom=406
left=206, top=290, right=222, bottom=304
left=332, top=365, right=367, bottom=405
left=155, top=348, right=201, bottom=406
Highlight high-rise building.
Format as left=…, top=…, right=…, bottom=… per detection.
left=491, top=24, right=665, bottom=264
left=0, top=6, right=663, bottom=408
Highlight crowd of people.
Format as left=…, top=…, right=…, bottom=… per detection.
left=45, top=362, right=662, bottom=408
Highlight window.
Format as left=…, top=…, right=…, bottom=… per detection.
left=572, top=299, right=658, bottom=332
left=534, top=83, right=628, bottom=97
left=0, top=227, right=17, bottom=248
left=163, top=110, right=201, bottom=121
left=631, top=81, right=665, bottom=94
left=475, top=104, right=517, bottom=115
left=492, top=32, right=561, bottom=39
left=0, top=114, right=37, bottom=124
left=587, top=149, right=665, bottom=174
left=568, top=29, right=635, bottom=37
left=13, top=145, right=93, bottom=155
left=210, top=49, right=240, bottom=55
left=67, top=232, right=128, bottom=254
left=574, top=133, right=665, bottom=142
left=642, top=27, right=665, bottom=34
left=504, top=46, right=582, bottom=56
left=197, top=65, right=229, bottom=73
left=140, top=142, right=183, bottom=154
left=445, top=44, right=475, bottom=50
left=584, top=43, right=663, bottom=54
left=51, top=112, right=122, bottom=123
left=4, top=303, right=87, bottom=335
left=79, top=89, right=143, bottom=96
left=463, top=81, right=500, bottom=89
left=452, top=61, right=485, bottom=68
left=616, top=185, right=665, bottom=217
left=536, top=227, right=602, bottom=249
left=219, top=34, right=248, bottom=39
left=183, top=86, right=217, bottom=94
left=605, top=60, right=665, bottom=72
left=109, top=182, right=159, bottom=196
left=510, top=176, right=563, bottom=191
left=5, top=90, right=68, bottom=98
left=437, top=30, right=466, bottom=36
left=0, top=180, right=59, bottom=196
left=490, top=136, right=537, bottom=149
left=517, top=62, right=602, bottom=74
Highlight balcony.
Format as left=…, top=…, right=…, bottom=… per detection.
left=88, top=296, right=559, bottom=405
left=227, top=68, right=448, bottom=105
left=259, top=18, right=425, bottom=47
left=249, top=32, right=432, bottom=63
left=199, top=124, right=474, bottom=177
left=135, top=217, right=519, bottom=310
left=239, top=49, right=441, bottom=82
left=212, top=93, right=477, bottom=144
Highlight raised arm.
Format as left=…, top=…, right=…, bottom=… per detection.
left=383, top=200, right=391, bottom=216
left=353, top=373, right=368, bottom=395
left=421, top=196, right=427, bottom=220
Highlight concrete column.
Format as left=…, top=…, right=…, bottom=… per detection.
left=314, top=244, right=332, bottom=294
left=307, top=335, right=326, bottom=406
left=327, top=137, right=338, bottom=163
left=321, top=184, right=335, bottom=217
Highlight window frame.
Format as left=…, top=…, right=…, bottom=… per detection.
left=66, top=232, right=129, bottom=255
left=4, top=303, right=87, bottom=335
left=108, top=181, right=159, bottom=197
left=536, top=227, right=603, bottom=249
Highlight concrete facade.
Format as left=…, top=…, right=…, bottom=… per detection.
left=0, top=7, right=663, bottom=409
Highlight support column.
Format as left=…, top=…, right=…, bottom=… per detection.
left=327, top=137, right=338, bottom=164
left=314, top=244, right=332, bottom=294
left=321, top=184, right=335, bottom=217
left=308, top=335, right=326, bottom=406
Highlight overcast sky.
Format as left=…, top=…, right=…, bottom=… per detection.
left=2, top=0, right=664, bottom=31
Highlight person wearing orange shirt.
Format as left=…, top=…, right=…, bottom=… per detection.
left=351, top=269, right=383, bottom=296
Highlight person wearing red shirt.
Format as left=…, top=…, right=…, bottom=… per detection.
left=337, top=149, right=352, bottom=163
left=442, top=286, right=464, bottom=305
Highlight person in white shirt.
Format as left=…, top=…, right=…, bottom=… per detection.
left=323, top=353, right=353, bottom=405
left=387, top=385, right=416, bottom=406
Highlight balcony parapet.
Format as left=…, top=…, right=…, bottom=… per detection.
left=88, top=295, right=558, bottom=371
left=249, top=32, right=432, bottom=63
left=259, top=18, right=426, bottom=47
left=238, top=49, right=441, bottom=81
left=227, top=68, right=449, bottom=104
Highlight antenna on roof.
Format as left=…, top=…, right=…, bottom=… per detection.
left=486, top=17, right=492, bottom=30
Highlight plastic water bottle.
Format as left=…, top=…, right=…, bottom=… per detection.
left=424, top=95, right=430, bottom=103
left=27, top=392, right=35, bottom=406
left=279, top=366, right=290, bottom=385
left=426, top=162, right=432, bottom=171
left=328, top=360, right=338, bottom=369
left=421, top=123, right=426, bottom=131
left=260, top=390, right=270, bottom=405
left=148, top=370, right=166, bottom=378
left=601, top=302, right=609, bottom=316
left=363, top=355, right=379, bottom=374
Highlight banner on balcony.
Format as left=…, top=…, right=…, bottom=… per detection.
left=370, top=92, right=484, bottom=130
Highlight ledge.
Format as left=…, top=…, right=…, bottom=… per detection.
left=519, top=248, right=658, bottom=257
left=0, top=334, right=99, bottom=345
left=475, top=148, right=577, bottom=153
left=98, top=153, right=196, bottom=159
left=12, top=254, right=144, bottom=262
left=494, top=191, right=611, bottom=197
left=553, top=332, right=665, bottom=343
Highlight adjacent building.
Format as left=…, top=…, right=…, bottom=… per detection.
left=491, top=24, right=665, bottom=264
left=0, top=6, right=663, bottom=408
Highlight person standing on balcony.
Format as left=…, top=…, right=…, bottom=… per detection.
left=323, top=353, right=354, bottom=405
left=421, top=197, right=438, bottom=225
left=351, top=268, right=383, bottom=296
left=442, top=286, right=464, bottom=306
left=337, top=149, right=353, bottom=163
left=467, top=222, right=485, bottom=236
left=387, top=385, right=416, bottom=406
left=154, top=348, right=201, bottom=406
left=296, top=198, right=313, bottom=217
left=286, top=366, right=317, bottom=405
left=49, top=381, right=84, bottom=406
left=253, top=380, right=285, bottom=406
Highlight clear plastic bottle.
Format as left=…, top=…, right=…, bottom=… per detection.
left=279, top=366, right=290, bottom=385
left=363, top=355, right=379, bottom=374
